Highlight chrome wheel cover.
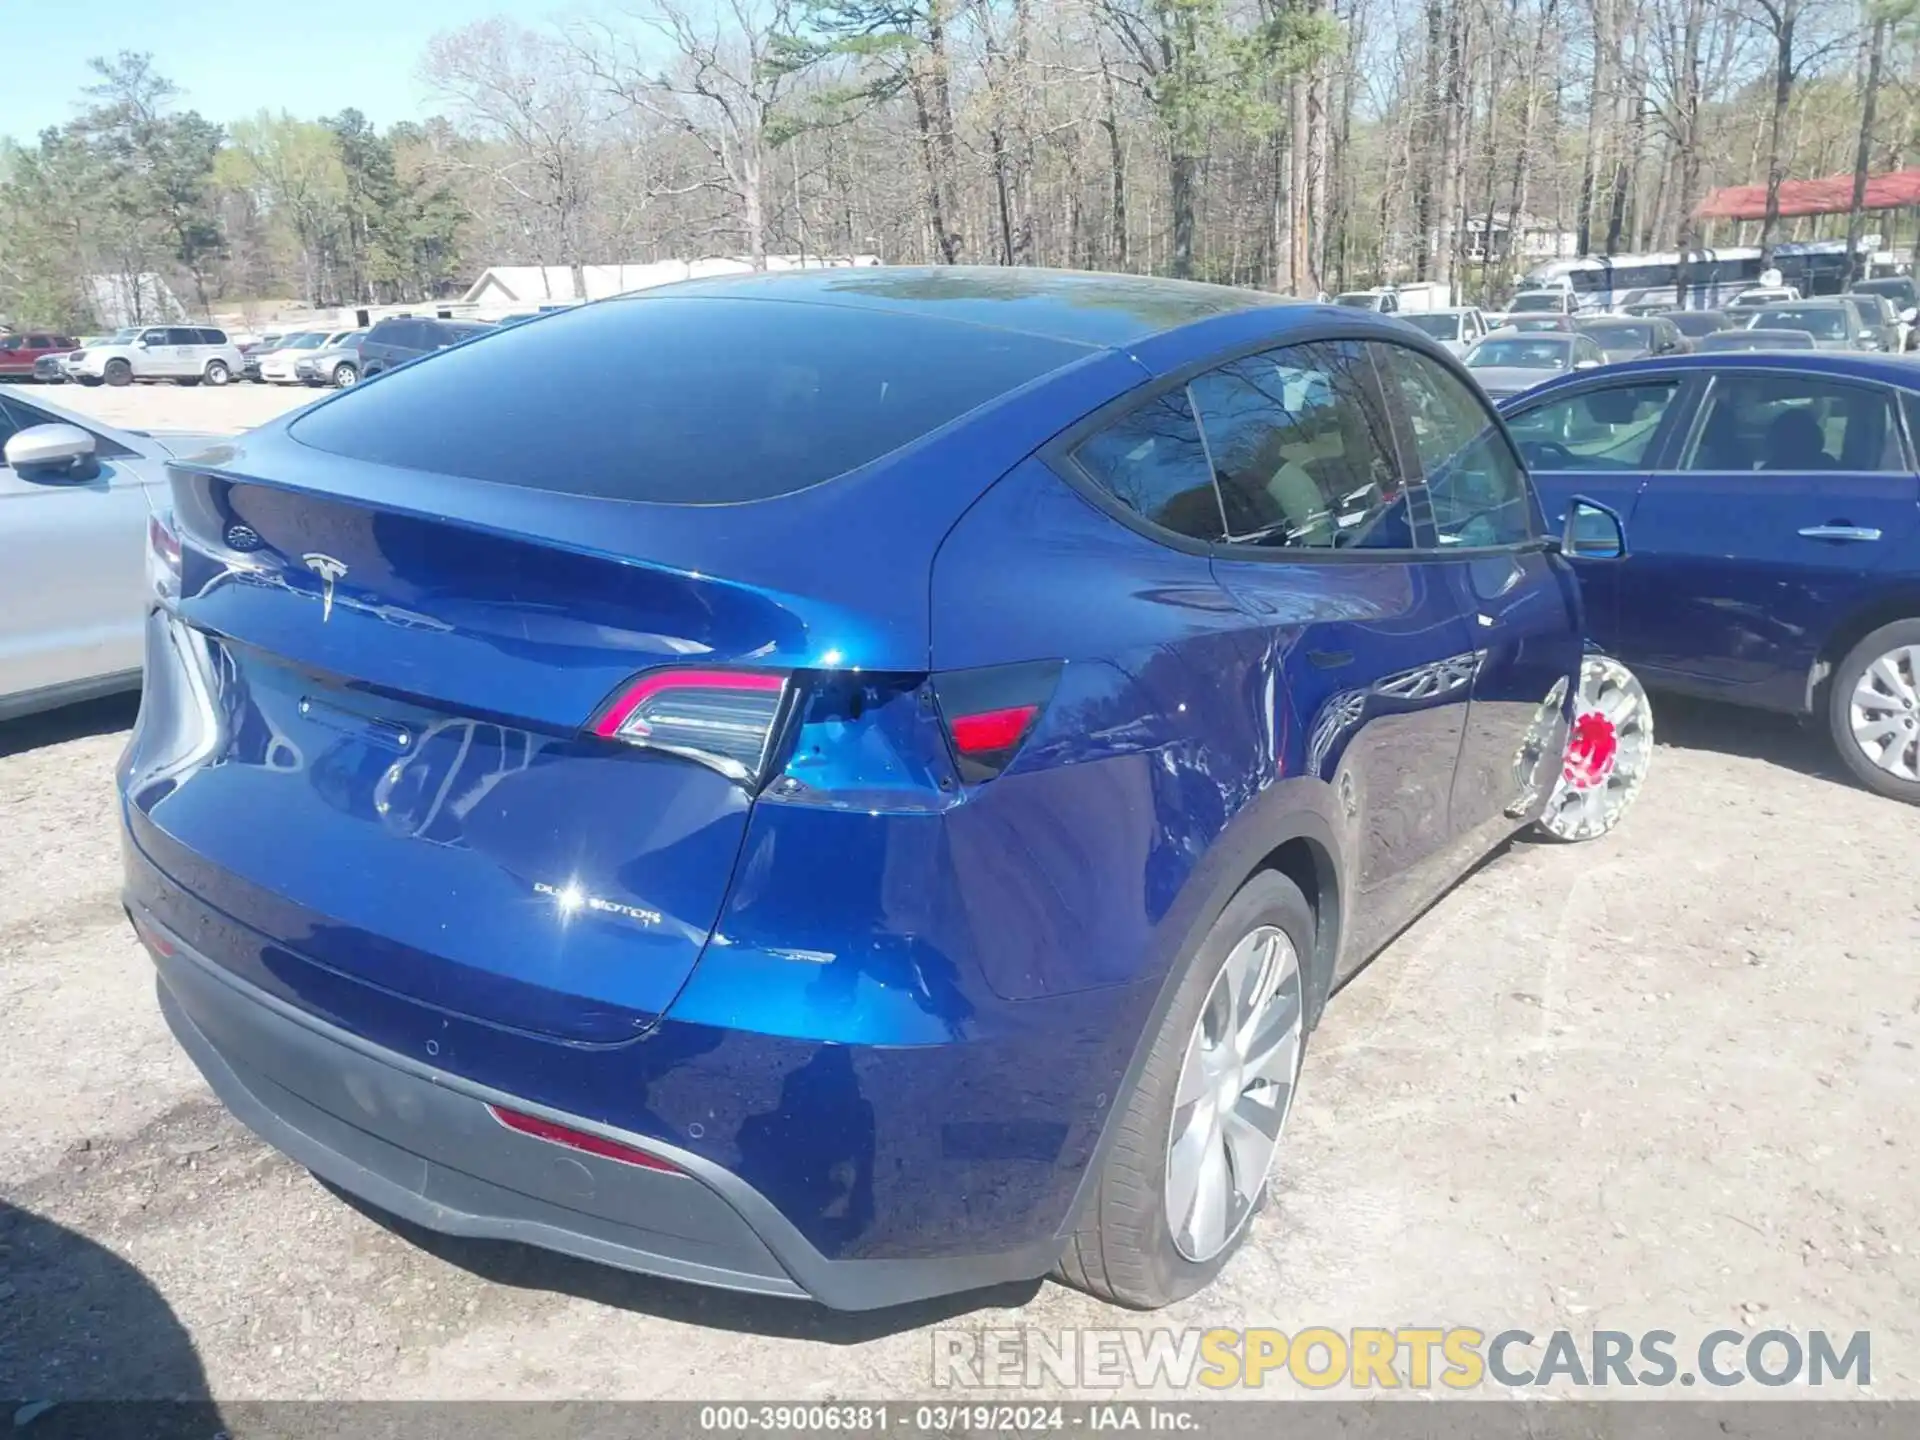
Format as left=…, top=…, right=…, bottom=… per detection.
left=1164, top=925, right=1303, bottom=1263
left=1847, top=644, right=1920, bottom=782
left=1537, top=655, right=1652, bottom=841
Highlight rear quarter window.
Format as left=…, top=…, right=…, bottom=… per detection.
left=290, top=297, right=1090, bottom=503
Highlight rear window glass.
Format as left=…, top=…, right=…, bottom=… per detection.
left=290, top=297, right=1089, bottom=503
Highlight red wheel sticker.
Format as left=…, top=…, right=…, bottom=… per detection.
left=1563, top=710, right=1618, bottom=790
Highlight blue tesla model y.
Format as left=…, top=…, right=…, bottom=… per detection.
left=119, top=268, right=1647, bottom=1311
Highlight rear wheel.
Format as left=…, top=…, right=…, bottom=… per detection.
left=332, top=361, right=358, bottom=387
left=104, top=359, right=132, bottom=387
left=1057, top=870, right=1311, bottom=1308
left=204, top=359, right=231, bottom=386
left=1829, top=620, right=1920, bottom=803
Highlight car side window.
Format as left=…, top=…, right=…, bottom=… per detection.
left=1070, top=386, right=1224, bottom=541
left=165, top=327, right=198, bottom=346
left=1683, top=374, right=1904, bottom=473
left=0, top=397, right=27, bottom=453
left=1189, top=338, right=1413, bottom=550
left=140, top=328, right=168, bottom=346
left=1506, top=381, right=1680, bottom=472
left=199, top=328, right=227, bottom=345
left=1374, top=343, right=1533, bottom=547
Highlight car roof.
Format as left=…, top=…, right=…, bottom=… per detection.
left=1520, top=348, right=1920, bottom=397
left=622, top=265, right=1296, bottom=348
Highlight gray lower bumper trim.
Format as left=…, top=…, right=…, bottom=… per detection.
left=156, top=949, right=807, bottom=1300
left=144, top=911, right=1064, bottom=1311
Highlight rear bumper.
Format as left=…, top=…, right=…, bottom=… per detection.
left=140, top=903, right=1065, bottom=1311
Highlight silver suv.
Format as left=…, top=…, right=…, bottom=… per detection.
left=68, top=325, right=245, bottom=388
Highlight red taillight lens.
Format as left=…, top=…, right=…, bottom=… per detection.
left=949, top=704, right=1040, bottom=755
left=591, top=668, right=789, bottom=785
left=147, top=511, right=182, bottom=602
left=129, top=911, right=176, bottom=957
left=486, top=1104, right=682, bottom=1173
left=933, top=661, right=1061, bottom=784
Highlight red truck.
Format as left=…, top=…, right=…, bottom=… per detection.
left=0, top=331, right=79, bottom=381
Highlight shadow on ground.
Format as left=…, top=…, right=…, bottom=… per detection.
left=1648, top=690, right=1861, bottom=792
left=325, top=1183, right=1043, bottom=1345
left=0, top=693, right=139, bottom=761
left=0, top=1200, right=219, bottom=1436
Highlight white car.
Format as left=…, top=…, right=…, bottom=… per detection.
left=1727, top=285, right=1802, bottom=310
left=1397, top=306, right=1491, bottom=357
left=0, top=389, right=223, bottom=721
left=259, top=330, right=359, bottom=384
left=66, top=325, right=245, bottom=388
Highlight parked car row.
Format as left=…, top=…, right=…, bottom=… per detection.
left=1502, top=348, right=1920, bottom=803
left=9, top=311, right=507, bottom=393
left=10, top=272, right=1920, bottom=1328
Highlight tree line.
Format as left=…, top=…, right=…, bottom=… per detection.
left=1, top=0, right=1914, bottom=330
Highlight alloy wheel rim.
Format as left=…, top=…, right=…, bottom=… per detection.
left=1848, top=644, right=1920, bottom=781
left=1164, top=925, right=1303, bottom=1264
left=1538, top=656, right=1652, bottom=840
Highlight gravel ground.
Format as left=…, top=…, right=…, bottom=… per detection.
left=22, top=377, right=322, bottom=434
left=2, top=380, right=1917, bottom=1403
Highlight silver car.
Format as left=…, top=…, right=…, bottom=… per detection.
left=294, top=331, right=368, bottom=388
left=66, top=325, right=245, bottom=388
left=1742, top=300, right=1867, bottom=352
left=0, top=390, right=222, bottom=720
left=1461, top=328, right=1607, bottom=402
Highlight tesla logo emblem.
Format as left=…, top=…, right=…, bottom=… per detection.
left=302, top=553, right=348, bottom=622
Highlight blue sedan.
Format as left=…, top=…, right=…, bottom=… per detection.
left=1503, top=351, right=1920, bottom=802
left=121, top=268, right=1646, bottom=1313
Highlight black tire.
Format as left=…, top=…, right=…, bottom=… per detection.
left=1056, top=869, right=1315, bottom=1309
left=204, top=359, right=231, bottom=386
left=1828, top=619, right=1920, bottom=803
left=103, top=359, right=132, bottom=387
left=76, top=376, right=102, bottom=387
left=332, top=361, right=358, bottom=387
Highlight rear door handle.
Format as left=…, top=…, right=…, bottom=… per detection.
left=1798, top=525, right=1882, bottom=542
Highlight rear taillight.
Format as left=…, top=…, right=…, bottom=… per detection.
left=591, top=668, right=789, bottom=785
left=486, top=1105, right=681, bottom=1173
left=147, top=511, right=182, bottom=602
left=933, top=661, right=1062, bottom=783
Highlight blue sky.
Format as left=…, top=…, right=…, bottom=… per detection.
left=2, top=0, right=572, bottom=144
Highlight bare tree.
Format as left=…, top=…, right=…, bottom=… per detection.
left=578, top=0, right=797, bottom=267
left=424, top=20, right=601, bottom=294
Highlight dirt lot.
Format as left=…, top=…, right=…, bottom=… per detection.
left=25, top=377, right=319, bottom=434
left=3, top=381, right=1918, bottom=1402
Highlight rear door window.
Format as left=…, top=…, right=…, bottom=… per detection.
left=1374, top=343, right=1534, bottom=547
left=291, top=296, right=1092, bottom=502
left=1683, top=374, right=1904, bottom=472
left=166, top=328, right=200, bottom=346
left=1188, top=338, right=1413, bottom=550
left=1070, top=388, right=1222, bottom=541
